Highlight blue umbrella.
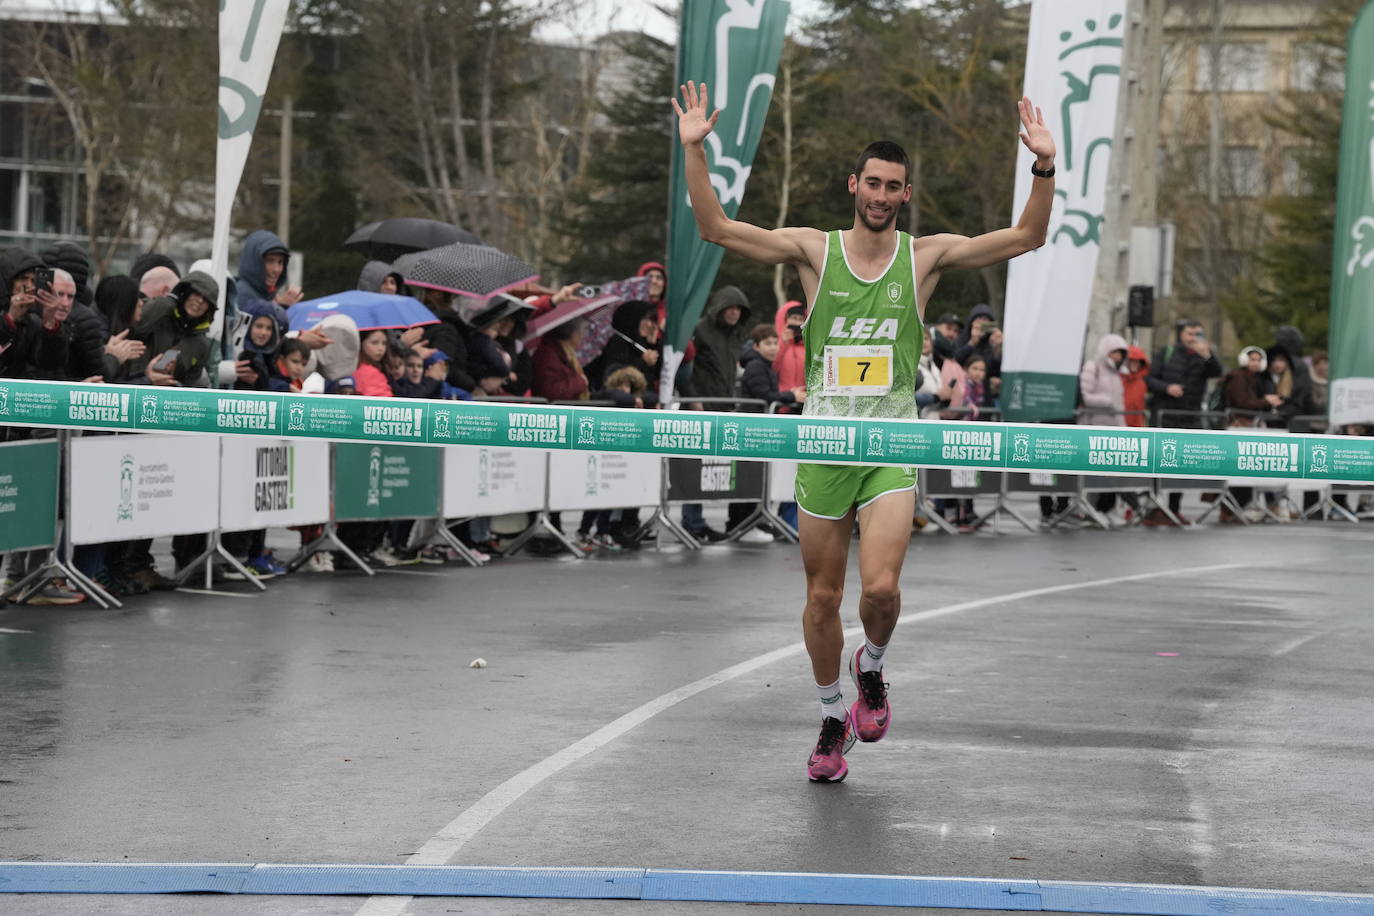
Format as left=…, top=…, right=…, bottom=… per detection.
left=287, top=290, right=439, bottom=332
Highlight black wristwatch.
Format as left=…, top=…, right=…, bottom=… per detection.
left=1030, top=162, right=1055, bottom=179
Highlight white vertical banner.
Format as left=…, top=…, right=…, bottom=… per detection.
left=1002, top=0, right=1125, bottom=421
left=213, top=0, right=291, bottom=349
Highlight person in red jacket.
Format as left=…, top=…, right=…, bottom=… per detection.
left=772, top=301, right=807, bottom=405
left=532, top=318, right=589, bottom=401
left=1122, top=344, right=1150, bottom=428
left=353, top=329, right=394, bottom=398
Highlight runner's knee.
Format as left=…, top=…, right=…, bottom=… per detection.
left=805, top=583, right=843, bottom=618
left=860, top=579, right=900, bottom=610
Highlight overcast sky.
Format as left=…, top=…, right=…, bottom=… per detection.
left=533, top=0, right=831, bottom=46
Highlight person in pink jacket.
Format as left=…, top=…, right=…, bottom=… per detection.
left=772, top=301, right=807, bottom=410
left=1078, top=332, right=1129, bottom=426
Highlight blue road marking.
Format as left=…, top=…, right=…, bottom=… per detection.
left=3, top=863, right=1373, bottom=913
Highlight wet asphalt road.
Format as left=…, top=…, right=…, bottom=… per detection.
left=2, top=514, right=1372, bottom=915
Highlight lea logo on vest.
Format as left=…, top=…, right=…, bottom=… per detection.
left=825, top=317, right=899, bottom=341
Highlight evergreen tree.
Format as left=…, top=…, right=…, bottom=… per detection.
left=557, top=33, right=676, bottom=282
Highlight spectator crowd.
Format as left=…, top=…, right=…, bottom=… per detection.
left=0, top=231, right=1364, bottom=608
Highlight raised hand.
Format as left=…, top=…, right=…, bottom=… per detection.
left=1017, top=96, right=1056, bottom=165
left=672, top=80, right=720, bottom=148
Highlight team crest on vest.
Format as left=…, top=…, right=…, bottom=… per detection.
left=886, top=281, right=902, bottom=305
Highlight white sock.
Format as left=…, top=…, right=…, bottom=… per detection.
left=817, top=680, right=845, bottom=721
left=858, top=638, right=887, bottom=673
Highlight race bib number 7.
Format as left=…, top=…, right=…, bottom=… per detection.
left=823, top=345, right=893, bottom=397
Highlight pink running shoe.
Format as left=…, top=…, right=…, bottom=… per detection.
left=806, top=714, right=856, bottom=782
left=849, top=645, right=892, bottom=742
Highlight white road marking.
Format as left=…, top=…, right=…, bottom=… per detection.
left=0, top=627, right=33, bottom=634
left=355, top=561, right=1250, bottom=916
left=174, top=588, right=259, bottom=599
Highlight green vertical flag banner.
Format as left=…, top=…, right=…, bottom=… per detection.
left=1329, top=0, right=1374, bottom=427
left=662, top=0, right=790, bottom=388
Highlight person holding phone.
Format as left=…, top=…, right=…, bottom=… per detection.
left=1143, top=319, right=1223, bottom=525
left=130, top=270, right=220, bottom=387
left=0, top=249, right=72, bottom=380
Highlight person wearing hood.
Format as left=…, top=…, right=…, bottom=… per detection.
left=357, top=260, right=404, bottom=295
left=129, top=252, right=180, bottom=288
left=41, top=241, right=106, bottom=380
left=773, top=301, right=807, bottom=401
left=1221, top=346, right=1280, bottom=427
left=597, top=300, right=662, bottom=398
left=414, top=286, right=478, bottom=392
left=95, top=276, right=146, bottom=383
left=235, top=313, right=283, bottom=391
left=1122, top=345, right=1149, bottom=427
left=1146, top=319, right=1222, bottom=426
left=954, top=303, right=995, bottom=359
left=685, top=284, right=751, bottom=399
left=1078, top=333, right=1128, bottom=427
left=131, top=271, right=219, bottom=386
left=235, top=229, right=301, bottom=329
left=1, top=247, right=71, bottom=381
left=638, top=259, right=695, bottom=373
left=1265, top=327, right=1313, bottom=428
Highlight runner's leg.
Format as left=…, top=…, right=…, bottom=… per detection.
left=855, top=488, right=915, bottom=646
left=798, top=507, right=855, bottom=687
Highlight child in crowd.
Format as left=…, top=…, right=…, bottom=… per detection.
left=235, top=313, right=281, bottom=391
left=424, top=351, right=472, bottom=399
left=737, top=323, right=803, bottom=411
left=960, top=353, right=989, bottom=416
left=391, top=348, right=440, bottom=399
left=275, top=338, right=311, bottom=392
left=354, top=329, right=394, bottom=397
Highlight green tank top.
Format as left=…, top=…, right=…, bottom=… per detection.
left=803, top=229, right=922, bottom=419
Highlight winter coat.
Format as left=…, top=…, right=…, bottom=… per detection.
left=392, top=375, right=443, bottom=399
left=772, top=300, right=807, bottom=394
left=590, top=387, right=640, bottom=409
left=130, top=271, right=219, bottom=386
left=235, top=229, right=291, bottom=329
left=1122, top=345, right=1149, bottom=427
left=62, top=301, right=108, bottom=380
left=420, top=309, right=477, bottom=392
left=1078, top=333, right=1128, bottom=427
left=1266, top=326, right=1314, bottom=427
left=0, top=247, right=67, bottom=379
left=357, top=260, right=391, bottom=292
left=1221, top=363, right=1272, bottom=426
left=494, top=331, right=533, bottom=396
left=736, top=345, right=796, bottom=411
left=531, top=339, right=589, bottom=401
left=352, top=363, right=393, bottom=398
left=953, top=303, right=1000, bottom=376
left=96, top=275, right=142, bottom=383
left=597, top=301, right=661, bottom=392
left=686, top=286, right=751, bottom=399
left=235, top=317, right=281, bottom=391
left=1146, top=331, right=1223, bottom=426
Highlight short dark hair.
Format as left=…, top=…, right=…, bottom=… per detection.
left=279, top=338, right=310, bottom=361
left=854, top=141, right=911, bottom=185
left=750, top=323, right=778, bottom=344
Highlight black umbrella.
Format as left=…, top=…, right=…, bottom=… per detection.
left=342, top=218, right=482, bottom=262
left=394, top=243, right=539, bottom=301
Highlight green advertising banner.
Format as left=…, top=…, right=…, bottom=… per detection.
left=333, top=443, right=440, bottom=521
left=1, top=380, right=1372, bottom=484
left=1329, top=0, right=1374, bottom=427
left=0, top=439, right=59, bottom=552
left=664, top=0, right=790, bottom=359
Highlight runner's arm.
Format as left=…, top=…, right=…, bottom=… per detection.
left=674, top=81, right=821, bottom=267
left=933, top=96, right=1055, bottom=273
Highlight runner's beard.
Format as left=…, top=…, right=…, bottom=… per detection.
left=855, top=199, right=897, bottom=233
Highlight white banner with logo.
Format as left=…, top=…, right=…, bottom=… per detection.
left=219, top=438, right=330, bottom=529
left=212, top=0, right=291, bottom=345
left=443, top=447, right=547, bottom=517
left=1001, top=0, right=1124, bottom=421
left=69, top=435, right=220, bottom=544
left=547, top=451, right=661, bottom=512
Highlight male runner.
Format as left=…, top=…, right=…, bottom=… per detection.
left=672, top=81, right=1057, bottom=782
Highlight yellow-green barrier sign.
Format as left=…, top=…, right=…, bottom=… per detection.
left=1, top=379, right=1372, bottom=484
